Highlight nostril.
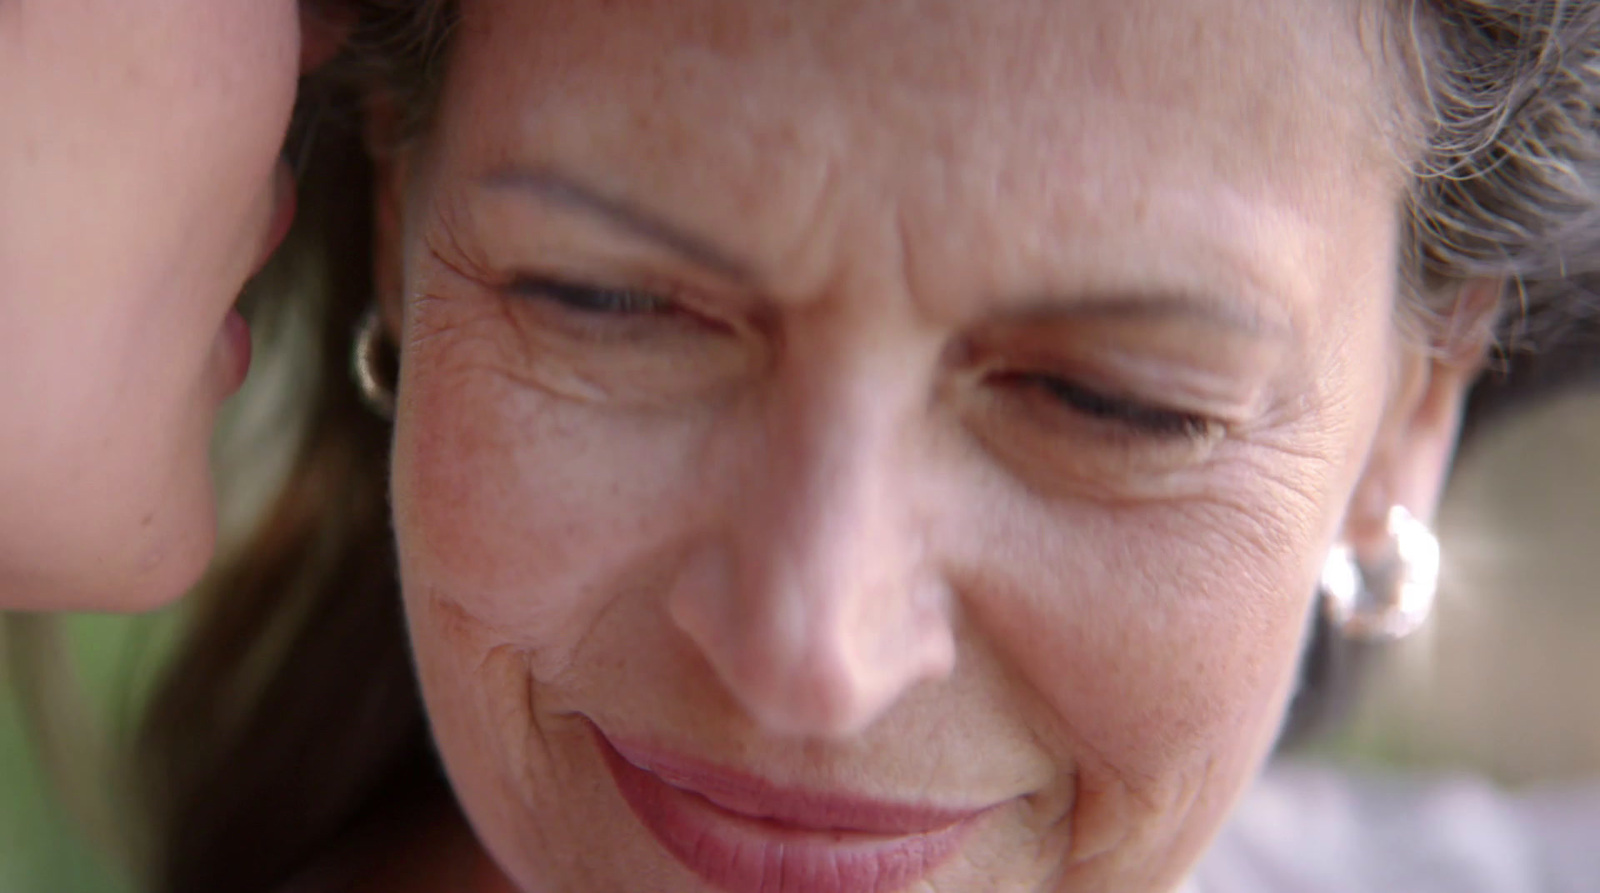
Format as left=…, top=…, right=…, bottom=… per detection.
left=750, top=648, right=880, bottom=739
left=666, top=545, right=959, bottom=739
left=720, top=622, right=958, bottom=740
left=669, top=587, right=882, bottom=737
left=665, top=457, right=955, bottom=734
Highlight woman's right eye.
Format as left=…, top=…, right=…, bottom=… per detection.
left=490, top=272, right=751, bottom=402
left=506, top=275, right=676, bottom=317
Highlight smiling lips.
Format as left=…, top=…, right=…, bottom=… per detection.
left=591, top=723, right=994, bottom=893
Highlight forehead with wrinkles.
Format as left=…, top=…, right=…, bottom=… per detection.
left=429, top=0, right=1399, bottom=333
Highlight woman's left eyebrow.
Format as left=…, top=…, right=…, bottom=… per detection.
left=478, top=165, right=756, bottom=284
left=999, top=291, right=1291, bottom=340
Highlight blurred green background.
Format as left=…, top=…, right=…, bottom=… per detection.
left=1, top=610, right=182, bottom=893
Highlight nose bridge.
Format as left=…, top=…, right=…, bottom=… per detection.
left=766, top=368, right=902, bottom=632
left=673, top=352, right=956, bottom=738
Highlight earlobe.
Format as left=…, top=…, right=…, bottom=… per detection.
left=1325, top=280, right=1498, bottom=642
left=1340, top=352, right=1459, bottom=556
left=1437, top=279, right=1504, bottom=368
left=1340, top=279, right=1502, bottom=554
left=366, top=97, right=409, bottom=339
left=372, top=157, right=405, bottom=337
left=362, top=95, right=408, bottom=413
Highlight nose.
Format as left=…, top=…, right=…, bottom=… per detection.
left=668, top=364, right=957, bottom=739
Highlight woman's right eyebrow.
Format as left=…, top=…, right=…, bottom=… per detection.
left=478, top=165, right=757, bottom=285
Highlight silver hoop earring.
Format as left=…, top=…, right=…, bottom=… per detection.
left=352, top=307, right=397, bottom=420
left=1319, top=505, right=1440, bottom=642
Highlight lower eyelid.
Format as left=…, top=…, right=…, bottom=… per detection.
left=505, top=277, right=663, bottom=313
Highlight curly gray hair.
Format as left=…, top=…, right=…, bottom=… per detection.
left=1401, top=0, right=1600, bottom=349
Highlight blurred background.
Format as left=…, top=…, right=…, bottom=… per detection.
left=3, top=378, right=1599, bottom=892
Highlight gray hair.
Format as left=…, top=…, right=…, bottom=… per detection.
left=1400, top=0, right=1600, bottom=352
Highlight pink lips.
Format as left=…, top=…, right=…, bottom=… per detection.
left=215, top=307, right=252, bottom=398
left=591, top=724, right=992, bottom=893
left=215, top=163, right=294, bottom=400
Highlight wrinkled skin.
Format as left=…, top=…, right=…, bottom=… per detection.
left=381, top=1, right=1486, bottom=890
left=0, top=0, right=329, bottom=610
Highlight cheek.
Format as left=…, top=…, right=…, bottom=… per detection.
left=96, top=0, right=298, bottom=192
left=160, top=0, right=300, bottom=246
left=0, top=0, right=298, bottom=356
left=93, top=0, right=298, bottom=275
left=953, top=443, right=1340, bottom=834
left=171, top=0, right=301, bottom=149
left=992, top=351, right=1388, bottom=778
left=390, top=330, right=717, bottom=673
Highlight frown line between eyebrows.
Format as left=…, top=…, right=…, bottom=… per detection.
left=478, top=165, right=757, bottom=285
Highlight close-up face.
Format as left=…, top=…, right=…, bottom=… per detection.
left=0, top=0, right=301, bottom=610
left=388, top=1, right=1463, bottom=890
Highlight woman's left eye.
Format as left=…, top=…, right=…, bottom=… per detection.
left=994, top=371, right=1217, bottom=442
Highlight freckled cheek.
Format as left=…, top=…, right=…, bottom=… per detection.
left=984, top=496, right=1321, bottom=780
left=391, top=351, right=710, bottom=651
left=990, top=537, right=1311, bottom=869
left=1097, top=597, right=1303, bottom=763
left=1038, top=616, right=1299, bottom=792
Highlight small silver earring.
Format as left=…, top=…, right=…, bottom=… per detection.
left=352, top=307, right=397, bottom=420
left=1319, top=504, right=1440, bottom=642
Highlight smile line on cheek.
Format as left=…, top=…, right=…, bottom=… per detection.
left=415, top=592, right=580, bottom=777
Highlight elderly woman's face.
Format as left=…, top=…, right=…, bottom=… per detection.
left=388, top=1, right=1455, bottom=890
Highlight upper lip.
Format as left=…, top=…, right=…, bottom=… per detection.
left=604, top=733, right=994, bottom=836
left=254, top=162, right=297, bottom=273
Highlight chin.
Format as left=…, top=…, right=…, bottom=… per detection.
left=97, top=477, right=221, bottom=614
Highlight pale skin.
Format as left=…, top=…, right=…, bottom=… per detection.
left=0, top=1, right=339, bottom=611
left=374, top=1, right=1492, bottom=890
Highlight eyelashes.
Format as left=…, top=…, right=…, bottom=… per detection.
left=503, top=273, right=1222, bottom=445
left=992, top=372, right=1216, bottom=441
left=508, top=276, right=674, bottom=316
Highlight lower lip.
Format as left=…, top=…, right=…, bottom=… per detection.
left=594, top=730, right=984, bottom=893
left=215, top=307, right=252, bottom=397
